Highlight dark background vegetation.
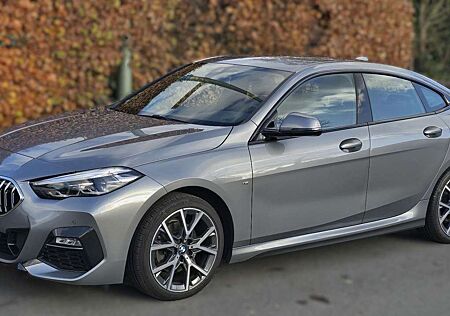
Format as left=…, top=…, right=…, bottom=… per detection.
left=0, top=0, right=447, bottom=129
left=413, top=0, right=449, bottom=87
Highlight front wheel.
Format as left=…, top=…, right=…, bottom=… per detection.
left=128, top=192, right=224, bottom=300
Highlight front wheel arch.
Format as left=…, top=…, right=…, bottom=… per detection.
left=126, top=191, right=225, bottom=299
left=125, top=185, right=235, bottom=285
left=174, top=186, right=234, bottom=263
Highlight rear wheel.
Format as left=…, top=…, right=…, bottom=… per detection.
left=424, top=171, right=450, bottom=243
left=128, top=192, right=224, bottom=300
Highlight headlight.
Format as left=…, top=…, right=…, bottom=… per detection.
left=30, top=167, right=143, bottom=199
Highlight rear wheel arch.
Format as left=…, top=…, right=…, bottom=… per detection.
left=427, top=164, right=450, bottom=202
left=425, top=167, right=450, bottom=242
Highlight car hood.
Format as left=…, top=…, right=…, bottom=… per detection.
left=0, top=107, right=232, bottom=180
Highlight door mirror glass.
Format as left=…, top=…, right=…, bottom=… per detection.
left=262, top=112, right=322, bottom=138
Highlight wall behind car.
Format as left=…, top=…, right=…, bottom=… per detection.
left=0, top=0, right=414, bottom=129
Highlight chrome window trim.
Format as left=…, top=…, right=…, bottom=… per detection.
left=248, top=71, right=362, bottom=144
left=248, top=67, right=450, bottom=144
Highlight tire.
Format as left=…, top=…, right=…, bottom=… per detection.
left=127, top=192, right=224, bottom=300
left=424, top=171, right=450, bottom=243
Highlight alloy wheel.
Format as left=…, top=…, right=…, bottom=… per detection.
left=149, top=207, right=218, bottom=292
left=438, top=183, right=450, bottom=235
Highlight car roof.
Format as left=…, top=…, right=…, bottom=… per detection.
left=204, top=55, right=449, bottom=96
left=210, top=56, right=354, bottom=72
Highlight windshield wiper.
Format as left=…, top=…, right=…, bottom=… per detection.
left=146, top=114, right=169, bottom=120
left=180, top=75, right=263, bottom=102
left=144, top=114, right=188, bottom=124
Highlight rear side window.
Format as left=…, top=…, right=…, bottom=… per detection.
left=414, top=84, right=446, bottom=112
left=363, top=74, right=426, bottom=121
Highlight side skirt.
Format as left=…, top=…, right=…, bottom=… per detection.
left=230, top=200, right=428, bottom=263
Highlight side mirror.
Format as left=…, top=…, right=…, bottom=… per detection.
left=261, top=112, right=322, bottom=138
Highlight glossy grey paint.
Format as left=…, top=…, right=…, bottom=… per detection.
left=134, top=146, right=253, bottom=246
left=0, top=57, right=449, bottom=285
left=231, top=200, right=428, bottom=263
left=0, top=172, right=165, bottom=284
left=364, top=115, right=450, bottom=222
left=249, top=126, right=370, bottom=241
left=0, top=107, right=232, bottom=180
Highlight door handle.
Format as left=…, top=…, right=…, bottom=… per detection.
left=339, top=138, right=363, bottom=153
left=423, top=126, right=442, bottom=138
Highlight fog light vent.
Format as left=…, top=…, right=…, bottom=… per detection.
left=38, top=227, right=104, bottom=272
left=55, top=237, right=82, bottom=247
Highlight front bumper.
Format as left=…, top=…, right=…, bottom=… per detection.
left=0, top=175, right=165, bottom=285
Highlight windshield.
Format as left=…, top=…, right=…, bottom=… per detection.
left=113, top=63, right=292, bottom=126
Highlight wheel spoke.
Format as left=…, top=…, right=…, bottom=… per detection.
left=440, top=201, right=450, bottom=209
left=151, top=242, right=175, bottom=251
left=179, top=209, right=189, bottom=238
left=197, top=226, right=215, bottom=245
left=152, top=257, right=177, bottom=274
left=192, top=245, right=217, bottom=256
left=162, top=221, right=175, bottom=244
left=440, top=209, right=450, bottom=224
left=184, top=253, right=208, bottom=276
left=185, top=262, right=191, bottom=292
left=166, top=257, right=179, bottom=290
left=191, top=262, right=208, bottom=276
left=186, top=210, right=203, bottom=238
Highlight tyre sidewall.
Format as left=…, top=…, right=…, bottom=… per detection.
left=131, top=192, right=224, bottom=300
left=426, top=171, right=450, bottom=243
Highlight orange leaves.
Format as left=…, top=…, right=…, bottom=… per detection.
left=309, top=0, right=414, bottom=66
left=0, top=0, right=414, bottom=129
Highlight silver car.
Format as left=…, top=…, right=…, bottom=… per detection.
left=0, top=56, right=449, bottom=300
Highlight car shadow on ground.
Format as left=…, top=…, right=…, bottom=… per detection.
left=5, top=227, right=450, bottom=316
left=0, top=228, right=431, bottom=303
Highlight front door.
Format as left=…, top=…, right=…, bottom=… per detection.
left=249, top=73, right=370, bottom=243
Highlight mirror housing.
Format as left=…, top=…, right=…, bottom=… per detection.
left=261, top=112, right=322, bottom=138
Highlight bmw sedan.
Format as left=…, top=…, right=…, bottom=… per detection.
left=0, top=56, right=449, bottom=300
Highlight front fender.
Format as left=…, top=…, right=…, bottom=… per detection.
left=135, top=146, right=253, bottom=246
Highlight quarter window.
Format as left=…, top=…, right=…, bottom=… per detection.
left=274, top=74, right=357, bottom=130
left=414, top=84, right=446, bottom=112
left=363, top=74, right=426, bottom=121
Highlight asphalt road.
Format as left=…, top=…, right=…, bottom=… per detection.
left=1, top=229, right=449, bottom=316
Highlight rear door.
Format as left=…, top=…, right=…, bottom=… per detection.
left=363, top=74, right=450, bottom=222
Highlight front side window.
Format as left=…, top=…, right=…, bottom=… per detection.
left=363, top=74, right=426, bottom=121
left=113, top=63, right=291, bottom=126
left=273, top=74, right=357, bottom=130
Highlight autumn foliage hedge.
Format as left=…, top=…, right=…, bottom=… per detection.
left=0, top=0, right=414, bottom=129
